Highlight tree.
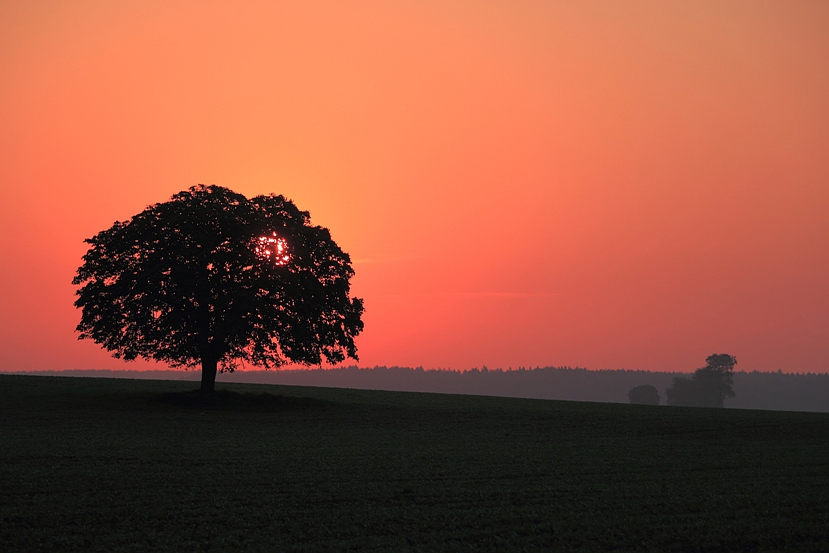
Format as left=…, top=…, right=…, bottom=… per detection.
left=666, top=354, right=737, bottom=407
left=73, top=185, right=364, bottom=393
left=628, top=384, right=660, bottom=405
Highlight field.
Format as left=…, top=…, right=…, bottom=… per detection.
left=1, top=375, right=828, bottom=552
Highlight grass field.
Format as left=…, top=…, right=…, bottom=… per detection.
left=1, top=374, right=828, bottom=552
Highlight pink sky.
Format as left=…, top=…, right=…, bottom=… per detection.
left=1, top=1, right=828, bottom=373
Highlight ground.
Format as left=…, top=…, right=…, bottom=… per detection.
left=1, top=374, right=828, bottom=551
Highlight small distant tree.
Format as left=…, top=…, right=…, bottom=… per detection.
left=628, top=384, right=660, bottom=405
left=73, top=185, right=364, bottom=393
left=666, top=354, right=737, bottom=407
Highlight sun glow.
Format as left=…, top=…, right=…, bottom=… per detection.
left=255, top=232, right=290, bottom=266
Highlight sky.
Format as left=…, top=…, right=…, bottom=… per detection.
left=1, top=1, right=828, bottom=374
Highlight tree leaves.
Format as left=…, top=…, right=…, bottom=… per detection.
left=73, top=185, right=364, bottom=377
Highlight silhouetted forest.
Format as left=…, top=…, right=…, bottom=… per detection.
left=17, top=366, right=829, bottom=413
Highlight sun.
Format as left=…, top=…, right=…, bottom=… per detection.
left=255, top=232, right=290, bottom=266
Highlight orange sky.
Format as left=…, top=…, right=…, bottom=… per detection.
left=1, top=1, right=828, bottom=373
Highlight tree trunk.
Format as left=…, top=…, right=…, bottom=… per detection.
left=200, top=357, right=218, bottom=394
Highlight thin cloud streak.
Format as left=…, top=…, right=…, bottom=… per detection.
left=372, top=292, right=560, bottom=298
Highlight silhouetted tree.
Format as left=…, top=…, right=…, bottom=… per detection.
left=628, top=384, right=660, bottom=405
left=666, top=354, right=736, bottom=407
left=73, top=185, right=364, bottom=393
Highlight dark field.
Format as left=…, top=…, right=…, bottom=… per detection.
left=1, top=375, right=828, bottom=552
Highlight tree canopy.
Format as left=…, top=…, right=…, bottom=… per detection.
left=73, top=185, right=364, bottom=392
left=666, top=354, right=736, bottom=408
left=628, top=384, right=660, bottom=405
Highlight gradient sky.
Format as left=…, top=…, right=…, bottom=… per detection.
left=1, top=1, right=828, bottom=373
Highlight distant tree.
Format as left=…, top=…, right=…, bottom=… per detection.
left=628, top=384, right=660, bottom=405
left=73, top=185, right=364, bottom=393
left=666, top=354, right=737, bottom=407
left=664, top=376, right=699, bottom=407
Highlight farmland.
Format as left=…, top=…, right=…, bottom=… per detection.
left=1, top=374, right=828, bottom=551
